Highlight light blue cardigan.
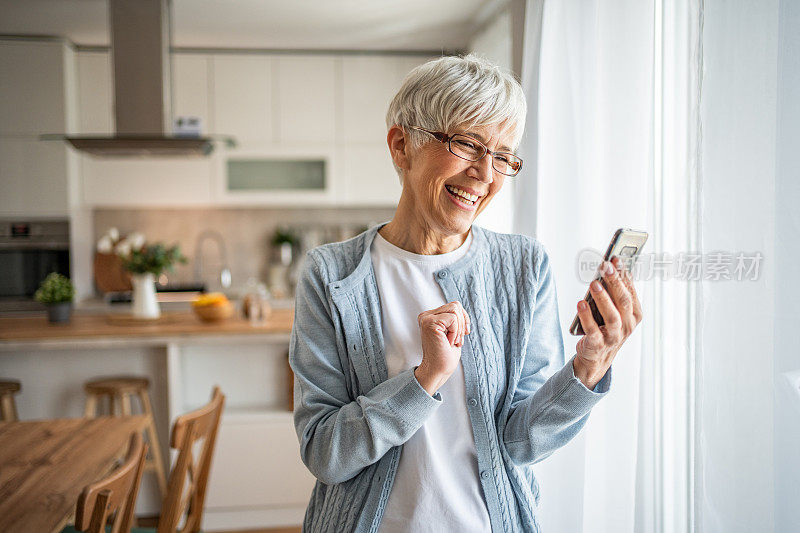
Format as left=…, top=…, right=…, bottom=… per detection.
left=289, top=223, right=612, bottom=533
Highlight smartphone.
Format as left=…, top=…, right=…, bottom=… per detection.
left=569, top=228, right=648, bottom=336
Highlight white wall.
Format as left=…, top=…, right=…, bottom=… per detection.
left=699, top=1, right=779, bottom=530
left=773, top=0, right=800, bottom=529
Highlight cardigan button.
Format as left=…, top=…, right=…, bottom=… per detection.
left=468, top=398, right=478, bottom=407
left=438, top=271, right=448, bottom=279
left=480, top=470, right=490, bottom=480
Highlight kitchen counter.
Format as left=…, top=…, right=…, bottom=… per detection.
left=0, top=308, right=293, bottom=350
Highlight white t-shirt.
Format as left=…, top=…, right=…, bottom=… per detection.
left=371, top=229, right=491, bottom=533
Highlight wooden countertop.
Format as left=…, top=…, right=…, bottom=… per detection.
left=0, top=308, right=293, bottom=344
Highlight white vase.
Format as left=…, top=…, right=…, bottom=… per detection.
left=131, top=272, right=160, bottom=319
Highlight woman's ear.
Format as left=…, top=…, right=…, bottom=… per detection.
left=387, top=125, right=410, bottom=171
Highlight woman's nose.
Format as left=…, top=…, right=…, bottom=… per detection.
left=470, top=153, right=495, bottom=183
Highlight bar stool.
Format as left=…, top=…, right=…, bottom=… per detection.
left=83, top=376, right=168, bottom=497
left=0, top=379, right=21, bottom=421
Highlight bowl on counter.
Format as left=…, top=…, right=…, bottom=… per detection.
left=191, top=293, right=235, bottom=323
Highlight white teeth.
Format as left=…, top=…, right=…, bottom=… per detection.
left=445, top=185, right=479, bottom=203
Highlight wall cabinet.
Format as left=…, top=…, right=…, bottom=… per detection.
left=73, top=50, right=432, bottom=207
left=338, top=55, right=431, bottom=205
left=173, top=54, right=212, bottom=133
left=276, top=55, right=336, bottom=144
left=0, top=40, right=76, bottom=217
left=0, top=138, right=71, bottom=216
left=213, top=142, right=336, bottom=206
left=76, top=51, right=113, bottom=135
left=341, top=56, right=409, bottom=143
left=81, top=156, right=214, bottom=206
left=0, top=41, right=69, bottom=136
left=212, top=55, right=272, bottom=143
left=337, top=142, right=401, bottom=206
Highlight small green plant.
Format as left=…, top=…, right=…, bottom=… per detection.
left=271, top=228, right=297, bottom=247
left=120, top=243, right=187, bottom=276
left=34, top=273, right=75, bottom=304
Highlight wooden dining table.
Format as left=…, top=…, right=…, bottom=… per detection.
left=0, top=415, right=148, bottom=533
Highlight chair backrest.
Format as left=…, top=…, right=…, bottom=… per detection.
left=74, top=432, right=148, bottom=533
left=157, top=386, right=225, bottom=533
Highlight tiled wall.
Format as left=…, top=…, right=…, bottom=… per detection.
left=93, top=207, right=395, bottom=294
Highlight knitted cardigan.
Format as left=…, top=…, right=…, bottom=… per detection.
left=289, top=223, right=612, bottom=532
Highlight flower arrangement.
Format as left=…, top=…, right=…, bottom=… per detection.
left=96, top=228, right=187, bottom=276
left=34, top=273, right=75, bottom=304
left=95, top=227, right=187, bottom=319
left=119, top=243, right=187, bottom=276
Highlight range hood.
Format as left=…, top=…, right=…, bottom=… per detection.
left=58, top=0, right=233, bottom=157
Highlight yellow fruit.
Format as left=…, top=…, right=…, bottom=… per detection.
left=192, top=292, right=229, bottom=307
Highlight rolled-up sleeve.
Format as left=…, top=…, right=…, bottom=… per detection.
left=289, top=252, right=441, bottom=485
left=502, top=242, right=612, bottom=466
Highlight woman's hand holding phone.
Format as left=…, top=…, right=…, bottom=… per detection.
left=573, top=256, right=643, bottom=390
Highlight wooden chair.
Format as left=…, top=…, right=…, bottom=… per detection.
left=0, top=379, right=21, bottom=421
left=64, top=432, right=148, bottom=533
left=83, top=376, right=168, bottom=497
left=132, top=386, right=225, bottom=533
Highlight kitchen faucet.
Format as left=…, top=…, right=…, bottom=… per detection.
left=194, top=230, right=232, bottom=289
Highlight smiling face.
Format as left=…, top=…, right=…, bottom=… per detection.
left=391, top=122, right=516, bottom=238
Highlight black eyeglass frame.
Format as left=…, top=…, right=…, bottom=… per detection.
left=407, top=125, right=523, bottom=177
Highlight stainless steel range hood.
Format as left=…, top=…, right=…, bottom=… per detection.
left=59, top=0, right=232, bottom=157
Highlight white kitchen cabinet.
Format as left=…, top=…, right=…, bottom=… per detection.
left=0, top=40, right=69, bottom=135
left=0, top=137, right=70, bottom=216
left=276, top=55, right=336, bottom=144
left=210, top=415, right=314, bottom=509
left=212, top=54, right=272, bottom=142
left=340, top=56, right=410, bottom=144
left=173, top=54, right=211, bottom=133
left=77, top=52, right=212, bottom=136
left=76, top=51, right=113, bottom=135
left=76, top=51, right=215, bottom=207
left=81, top=156, right=214, bottom=206
left=172, top=339, right=315, bottom=530
left=69, top=51, right=433, bottom=208
left=337, top=142, right=401, bottom=206
left=213, top=142, right=337, bottom=206
left=0, top=40, right=76, bottom=217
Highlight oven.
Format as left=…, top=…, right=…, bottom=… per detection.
left=0, top=219, right=70, bottom=312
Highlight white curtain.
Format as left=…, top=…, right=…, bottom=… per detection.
left=514, top=0, right=702, bottom=531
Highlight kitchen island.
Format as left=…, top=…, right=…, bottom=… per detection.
left=0, top=307, right=316, bottom=531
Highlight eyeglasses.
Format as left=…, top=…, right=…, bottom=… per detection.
left=408, top=126, right=523, bottom=177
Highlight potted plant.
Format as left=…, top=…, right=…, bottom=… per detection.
left=34, top=273, right=75, bottom=324
left=118, top=242, right=187, bottom=319
left=271, top=227, right=297, bottom=266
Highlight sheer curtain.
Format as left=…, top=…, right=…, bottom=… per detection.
left=514, top=0, right=702, bottom=531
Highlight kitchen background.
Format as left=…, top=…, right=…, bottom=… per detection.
left=0, top=0, right=518, bottom=531
left=5, top=1, right=796, bottom=532
left=0, top=1, right=516, bottom=310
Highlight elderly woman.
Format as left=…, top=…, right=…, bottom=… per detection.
left=289, top=54, right=642, bottom=532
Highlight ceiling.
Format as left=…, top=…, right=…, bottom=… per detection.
left=0, top=0, right=504, bottom=51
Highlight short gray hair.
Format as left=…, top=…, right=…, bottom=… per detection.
left=385, top=54, right=527, bottom=184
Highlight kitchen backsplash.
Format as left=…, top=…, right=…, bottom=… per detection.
left=93, top=207, right=395, bottom=295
